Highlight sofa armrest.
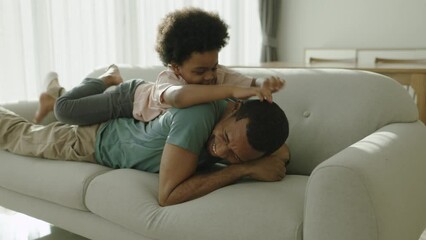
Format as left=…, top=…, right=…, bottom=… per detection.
left=303, top=121, right=426, bottom=240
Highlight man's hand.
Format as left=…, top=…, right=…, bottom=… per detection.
left=243, top=144, right=290, bottom=181
left=244, top=155, right=287, bottom=181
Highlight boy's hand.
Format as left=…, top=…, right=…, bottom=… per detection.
left=231, top=76, right=286, bottom=103
left=258, top=76, right=285, bottom=93
left=231, top=87, right=273, bottom=103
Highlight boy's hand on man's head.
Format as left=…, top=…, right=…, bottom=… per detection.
left=231, top=86, right=273, bottom=103
left=262, top=76, right=285, bottom=92
left=258, top=76, right=285, bottom=93
left=232, top=76, right=286, bottom=103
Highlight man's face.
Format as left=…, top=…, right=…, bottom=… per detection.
left=172, top=50, right=219, bottom=85
left=206, top=114, right=264, bottom=164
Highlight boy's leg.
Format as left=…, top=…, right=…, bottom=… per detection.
left=0, top=107, right=99, bottom=162
left=54, top=64, right=142, bottom=125
left=33, top=72, right=65, bottom=123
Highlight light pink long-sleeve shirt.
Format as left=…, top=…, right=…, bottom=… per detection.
left=132, top=65, right=253, bottom=122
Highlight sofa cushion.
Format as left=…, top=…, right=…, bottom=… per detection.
left=0, top=150, right=111, bottom=211
left=85, top=169, right=307, bottom=240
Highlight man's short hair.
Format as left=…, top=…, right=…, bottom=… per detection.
left=234, top=100, right=289, bottom=156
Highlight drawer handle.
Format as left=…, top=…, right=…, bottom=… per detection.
left=309, top=57, right=356, bottom=63
left=375, top=57, right=426, bottom=64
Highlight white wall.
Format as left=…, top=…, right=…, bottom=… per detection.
left=277, top=0, right=426, bottom=62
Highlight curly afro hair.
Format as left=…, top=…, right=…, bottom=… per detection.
left=155, top=8, right=229, bottom=66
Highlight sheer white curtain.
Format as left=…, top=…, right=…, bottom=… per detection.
left=0, top=0, right=261, bottom=103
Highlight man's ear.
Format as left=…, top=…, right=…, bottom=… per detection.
left=221, top=101, right=241, bottom=121
left=232, top=101, right=242, bottom=112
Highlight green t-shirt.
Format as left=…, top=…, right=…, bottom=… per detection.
left=95, top=100, right=226, bottom=172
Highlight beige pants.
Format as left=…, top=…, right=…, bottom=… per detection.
left=0, top=107, right=100, bottom=163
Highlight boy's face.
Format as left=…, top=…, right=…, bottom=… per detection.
left=172, top=50, right=219, bottom=85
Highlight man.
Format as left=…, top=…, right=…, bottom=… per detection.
left=0, top=99, right=289, bottom=206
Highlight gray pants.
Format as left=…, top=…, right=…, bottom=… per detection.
left=0, top=107, right=99, bottom=162
left=55, top=78, right=144, bottom=125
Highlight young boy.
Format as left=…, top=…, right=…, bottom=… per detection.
left=34, top=8, right=285, bottom=125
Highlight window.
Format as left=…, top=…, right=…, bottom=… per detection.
left=0, top=0, right=261, bottom=103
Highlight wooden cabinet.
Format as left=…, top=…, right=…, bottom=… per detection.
left=301, top=49, right=426, bottom=124
left=304, top=49, right=357, bottom=64
left=305, top=48, right=426, bottom=65
left=357, top=49, right=426, bottom=65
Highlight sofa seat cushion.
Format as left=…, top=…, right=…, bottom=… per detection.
left=85, top=169, right=307, bottom=240
left=0, top=150, right=111, bottom=211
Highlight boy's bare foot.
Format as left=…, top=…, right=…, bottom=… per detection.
left=99, top=64, right=123, bottom=87
left=33, top=93, right=56, bottom=123
left=33, top=72, right=64, bottom=124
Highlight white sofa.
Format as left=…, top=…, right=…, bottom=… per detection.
left=1, top=66, right=426, bottom=240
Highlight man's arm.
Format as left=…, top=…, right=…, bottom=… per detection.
left=158, top=143, right=248, bottom=206
left=242, top=144, right=290, bottom=181
left=158, top=143, right=290, bottom=206
left=162, top=84, right=273, bottom=109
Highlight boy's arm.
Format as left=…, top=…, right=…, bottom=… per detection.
left=252, top=76, right=286, bottom=93
left=162, top=84, right=273, bottom=108
left=217, top=65, right=285, bottom=92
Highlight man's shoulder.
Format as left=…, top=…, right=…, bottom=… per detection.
left=164, top=101, right=226, bottom=155
left=168, top=100, right=226, bottom=121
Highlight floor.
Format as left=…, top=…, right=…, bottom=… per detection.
left=0, top=206, right=88, bottom=240
left=0, top=205, right=425, bottom=240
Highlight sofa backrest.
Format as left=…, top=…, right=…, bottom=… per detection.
left=87, top=65, right=166, bottom=83
left=232, top=68, right=418, bottom=175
